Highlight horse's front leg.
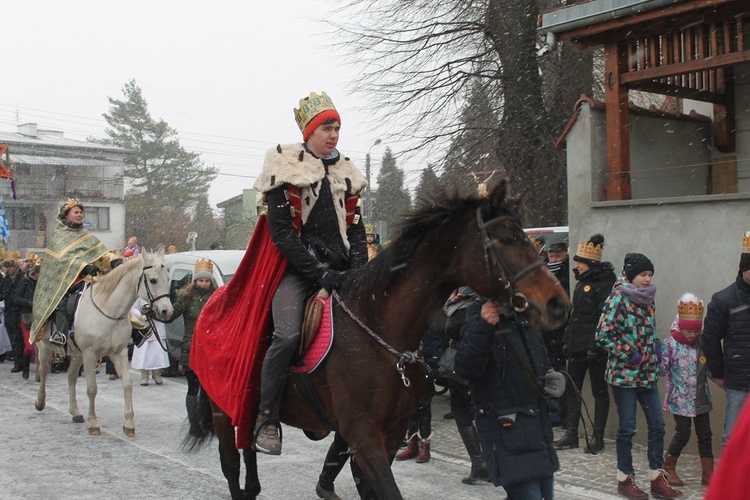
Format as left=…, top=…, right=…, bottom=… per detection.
left=109, top=349, right=135, bottom=437
left=211, top=402, right=253, bottom=500
left=349, top=428, right=404, bottom=500
left=34, top=341, right=51, bottom=411
left=67, top=353, right=85, bottom=424
left=82, top=350, right=101, bottom=435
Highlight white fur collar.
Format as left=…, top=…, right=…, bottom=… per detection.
left=254, top=143, right=366, bottom=195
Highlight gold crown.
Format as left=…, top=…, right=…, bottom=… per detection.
left=678, top=299, right=704, bottom=321
left=293, top=91, right=337, bottom=132
left=194, top=258, right=213, bottom=275
left=365, top=224, right=377, bottom=235
left=743, top=230, right=750, bottom=254
left=576, top=240, right=603, bottom=262
left=2, top=250, right=21, bottom=263
left=527, top=234, right=544, bottom=254
left=25, top=252, right=38, bottom=261
left=59, top=197, right=82, bottom=215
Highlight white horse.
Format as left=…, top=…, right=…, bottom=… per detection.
left=35, top=248, right=173, bottom=437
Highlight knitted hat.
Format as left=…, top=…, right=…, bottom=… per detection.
left=740, top=231, right=750, bottom=272
left=193, top=258, right=213, bottom=282
left=623, top=252, right=654, bottom=282
left=677, top=292, right=704, bottom=331
left=574, top=233, right=604, bottom=265
left=294, top=91, right=341, bottom=142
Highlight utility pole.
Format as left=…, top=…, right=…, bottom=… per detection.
left=365, top=138, right=381, bottom=221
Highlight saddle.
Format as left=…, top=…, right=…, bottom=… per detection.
left=300, top=288, right=330, bottom=358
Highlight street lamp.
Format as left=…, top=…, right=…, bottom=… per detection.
left=365, top=138, right=381, bottom=221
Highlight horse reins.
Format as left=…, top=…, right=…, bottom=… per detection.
left=475, top=207, right=545, bottom=313
left=332, top=289, right=422, bottom=388
left=88, top=263, right=170, bottom=321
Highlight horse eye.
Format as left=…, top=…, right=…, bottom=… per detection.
left=149, top=278, right=157, bottom=284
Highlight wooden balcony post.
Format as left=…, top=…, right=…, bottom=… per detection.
left=604, top=41, right=632, bottom=200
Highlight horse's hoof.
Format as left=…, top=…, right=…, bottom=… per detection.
left=35, top=400, right=45, bottom=411
left=72, top=415, right=85, bottom=423
left=88, top=427, right=101, bottom=436
left=123, top=426, right=135, bottom=437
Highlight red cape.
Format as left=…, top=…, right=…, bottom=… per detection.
left=190, top=215, right=287, bottom=449
left=705, top=395, right=750, bottom=499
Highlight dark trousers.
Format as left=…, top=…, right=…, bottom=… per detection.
left=564, top=354, right=610, bottom=432
left=449, top=379, right=474, bottom=428
left=406, top=379, right=435, bottom=438
left=668, top=413, right=713, bottom=458
left=5, top=311, right=23, bottom=366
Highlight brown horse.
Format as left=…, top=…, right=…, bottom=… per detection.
left=187, top=180, right=569, bottom=499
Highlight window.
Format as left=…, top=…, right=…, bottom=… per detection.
left=85, top=206, right=110, bottom=231
left=170, top=269, right=192, bottom=301
left=6, top=206, right=35, bottom=230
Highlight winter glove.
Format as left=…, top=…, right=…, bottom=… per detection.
left=626, top=350, right=643, bottom=367
left=654, top=341, right=662, bottom=363
left=111, top=258, right=124, bottom=268
left=543, top=369, right=566, bottom=398
left=82, top=264, right=100, bottom=277
left=317, top=269, right=342, bottom=293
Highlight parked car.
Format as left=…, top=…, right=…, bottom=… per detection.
left=161, top=250, right=244, bottom=364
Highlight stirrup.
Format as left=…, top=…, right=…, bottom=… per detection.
left=253, top=416, right=282, bottom=455
left=49, top=331, right=67, bottom=346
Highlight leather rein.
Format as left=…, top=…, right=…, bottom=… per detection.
left=89, top=264, right=170, bottom=321
left=332, top=207, right=543, bottom=386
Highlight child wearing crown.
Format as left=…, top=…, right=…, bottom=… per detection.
left=659, top=293, right=713, bottom=487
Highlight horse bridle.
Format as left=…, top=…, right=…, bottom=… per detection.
left=88, top=264, right=170, bottom=321
left=475, top=206, right=545, bottom=312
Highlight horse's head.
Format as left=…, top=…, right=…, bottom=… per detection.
left=462, top=180, right=570, bottom=331
left=139, top=246, right=174, bottom=321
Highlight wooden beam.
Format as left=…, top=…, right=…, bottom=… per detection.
left=620, top=48, right=750, bottom=84
left=627, top=80, right=727, bottom=104
left=556, top=0, right=738, bottom=45
left=714, top=67, right=736, bottom=152
left=604, top=42, right=631, bottom=201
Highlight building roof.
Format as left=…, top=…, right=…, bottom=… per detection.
left=9, top=153, right=125, bottom=168
left=0, top=129, right=126, bottom=154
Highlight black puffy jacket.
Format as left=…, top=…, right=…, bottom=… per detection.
left=703, top=273, right=750, bottom=391
left=563, top=261, right=616, bottom=358
left=455, top=300, right=558, bottom=488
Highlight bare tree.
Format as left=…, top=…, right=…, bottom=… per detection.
left=334, top=0, right=595, bottom=225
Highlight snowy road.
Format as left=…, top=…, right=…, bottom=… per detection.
left=0, top=363, right=613, bottom=499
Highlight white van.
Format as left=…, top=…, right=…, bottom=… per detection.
left=162, top=250, right=244, bottom=356
left=525, top=226, right=569, bottom=252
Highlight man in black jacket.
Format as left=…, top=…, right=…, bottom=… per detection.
left=554, top=234, right=616, bottom=452
left=456, top=298, right=563, bottom=499
left=703, top=235, right=750, bottom=448
left=0, top=252, right=24, bottom=374
left=14, top=262, right=40, bottom=379
left=543, top=241, right=570, bottom=427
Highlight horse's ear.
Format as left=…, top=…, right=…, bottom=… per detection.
left=509, top=192, right=528, bottom=218
left=156, top=246, right=165, bottom=259
left=487, top=178, right=508, bottom=209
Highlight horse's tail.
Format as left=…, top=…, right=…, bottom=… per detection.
left=181, top=387, right=216, bottom=452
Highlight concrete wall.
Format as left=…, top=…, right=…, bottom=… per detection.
left=564, top=63, right=750, bottom=456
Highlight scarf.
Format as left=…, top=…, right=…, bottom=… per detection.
left=617, top=283, right=656, bottom=306
left=669, top=314, right=700, bottom=345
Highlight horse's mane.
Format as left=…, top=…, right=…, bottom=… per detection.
left=92, top=254, right=144, bottom=301
left=345, top=189, right=492, bottom=297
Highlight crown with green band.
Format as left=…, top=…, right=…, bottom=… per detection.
left=294, top=91, right=337, bottom=133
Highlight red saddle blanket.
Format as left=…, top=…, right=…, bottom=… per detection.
left=291, top=295, right=334, bottom=374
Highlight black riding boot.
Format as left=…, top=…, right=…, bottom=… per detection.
left=585, top=399, right=609, bottom=454
left=457, top=425, right=489, bottom=484
left=49, top=307, right=69, bottom=346
left=22, top=355, right=30, bottom=379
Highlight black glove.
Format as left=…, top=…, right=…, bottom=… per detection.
left=111, top=258, right=124, bottom=268
left=317, top=269, right=342, bottom=292
left=82, top=264, right=100, bottom=276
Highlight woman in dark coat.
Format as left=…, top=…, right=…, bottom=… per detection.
left=456, top=298, right=563, bottom=499
left=14, top=263, right=40, bottom=379
left=555, top=234, right=616, bottom=452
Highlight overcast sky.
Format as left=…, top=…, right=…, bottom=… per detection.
left=1, top=0, right=414, bottom=207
